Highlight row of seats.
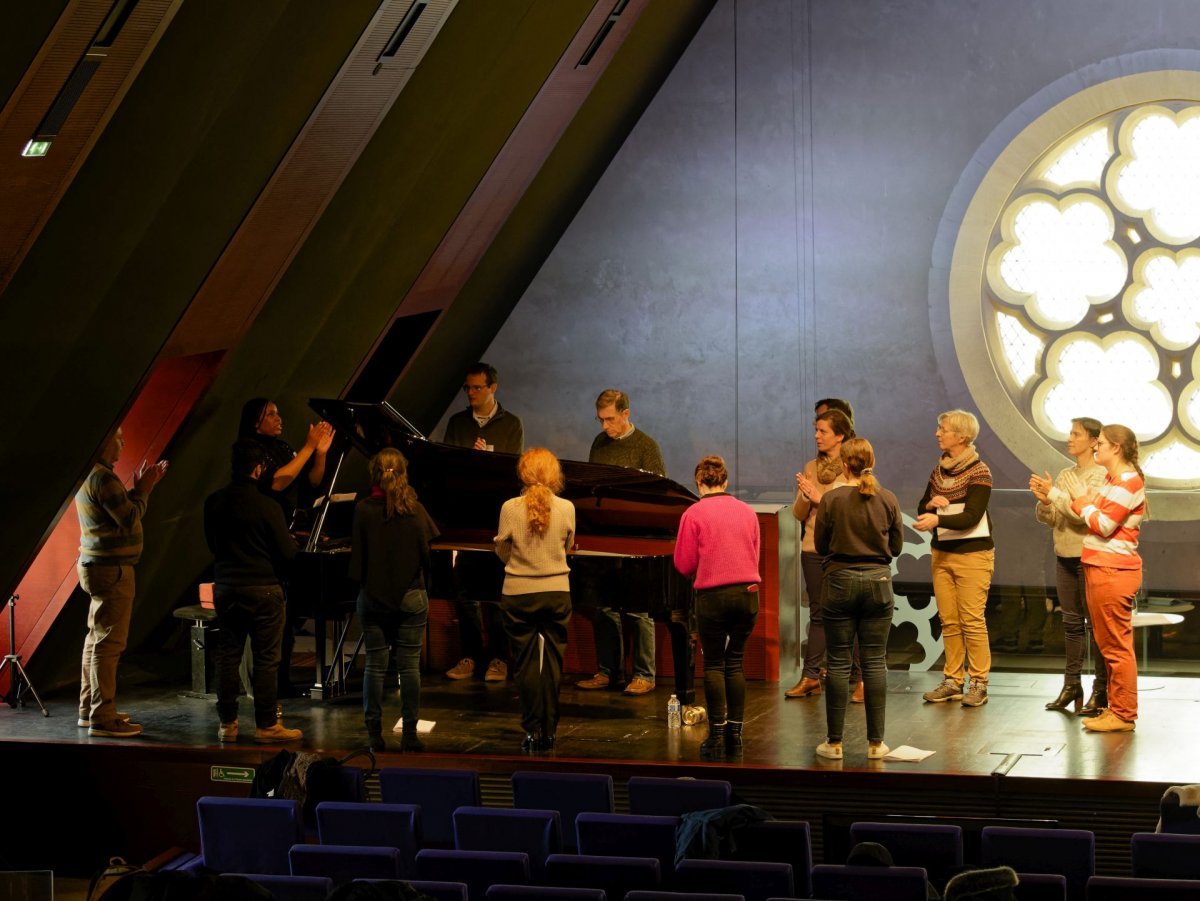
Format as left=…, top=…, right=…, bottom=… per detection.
left=227, top=872, right=1200, bottom=901
left=190, top=793, right=1200, bottom=901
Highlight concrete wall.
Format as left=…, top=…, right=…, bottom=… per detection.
left=438, top=0, right=1200, bottom=595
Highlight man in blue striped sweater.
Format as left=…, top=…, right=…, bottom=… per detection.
left=76, top=427, right=168, bottom=738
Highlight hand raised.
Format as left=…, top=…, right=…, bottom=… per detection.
left=314, top=422, right=336, bottom=454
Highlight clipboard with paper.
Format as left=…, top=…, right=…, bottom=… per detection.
left=936, top=502, right=990, bottom=541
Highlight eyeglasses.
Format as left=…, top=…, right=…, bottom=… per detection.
left=461, top=384, right=490, bottom=393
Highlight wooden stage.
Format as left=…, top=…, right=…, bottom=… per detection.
left=2, top=667, right=1198, bottom=879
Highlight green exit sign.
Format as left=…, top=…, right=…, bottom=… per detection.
left=210, top=766, right=255, bottom=784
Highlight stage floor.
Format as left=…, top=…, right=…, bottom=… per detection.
left=5, top=668, right=1200, bottom=786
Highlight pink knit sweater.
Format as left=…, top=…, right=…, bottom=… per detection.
left=673, top=493, right=762, bottom=590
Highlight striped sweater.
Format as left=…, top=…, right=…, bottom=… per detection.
left=1071, top=470, right=1145, bottom=570
left=76, top=463, right=148, bottom=565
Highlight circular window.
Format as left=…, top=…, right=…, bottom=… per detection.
left=943, top=65, right=1200, bottom=517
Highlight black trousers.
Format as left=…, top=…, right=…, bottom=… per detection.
left=214, top=584, right=286, bottom=728
left=697, top=583, right=759, bottom=723
left=501, top=591, right=572, bottom=736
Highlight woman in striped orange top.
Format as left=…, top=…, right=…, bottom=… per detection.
left=1061, top=423, right=1146, bottom=733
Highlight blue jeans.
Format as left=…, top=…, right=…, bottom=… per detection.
left=696, top=584, right=759, bottom=723
left=594, top=609, right=656, bottom=681
left=822, top=565, right=893, bottom=743
left=360, top=589, right=427, bottom=736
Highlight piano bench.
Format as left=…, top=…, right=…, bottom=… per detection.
left=173, top=604, right=252, bottom=699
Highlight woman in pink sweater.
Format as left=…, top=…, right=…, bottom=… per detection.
left=673, top=455, right=762, bottom=759
left=1061, top=424, right=1146, bottom=734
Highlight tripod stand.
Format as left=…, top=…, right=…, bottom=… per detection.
left=0, top=594, right=48, bottom=715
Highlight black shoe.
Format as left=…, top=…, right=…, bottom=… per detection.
left=725, top=721, right=743, bottom=756
left=1078, top=687, right=1107, bottom=717
left=400, top=731, right=425, bottom=752
left=700, top=723, right=726, bottom=760
left=1045, top=683, right=1083, bottom=712
left=367, top=732, right=386, bottom=752
left=521, top=732, right=541, bottom=753
left=540, top=732, right=556, bottom=752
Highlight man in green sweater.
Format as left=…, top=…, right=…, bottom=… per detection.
left=76, top=427, right=168, bottom=738
left=577, top=389, right=666, bottom=696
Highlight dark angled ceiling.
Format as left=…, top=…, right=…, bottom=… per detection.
left=0, top=0, right=715, bottom=686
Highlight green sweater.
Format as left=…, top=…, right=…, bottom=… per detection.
left=588, top=427, right=666, bottom=477
left=76, top=463, right=147, bottom=565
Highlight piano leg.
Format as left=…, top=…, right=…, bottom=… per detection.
left=666, top=610, right=697, bottom=707
left=310, top=613, right=329, bottom=701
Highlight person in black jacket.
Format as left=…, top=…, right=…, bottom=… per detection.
left=350, top=448, right=440, bottom=752
left=203, top=439, right=301, bottom=744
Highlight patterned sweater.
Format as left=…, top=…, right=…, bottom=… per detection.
left=917, top=452, right=993, bottom=553
left=1071, top=470, right=1145, bottom=570
left=76, top=463, right=147, bottom=565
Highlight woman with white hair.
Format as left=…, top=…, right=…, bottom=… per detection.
left=913, top=410, right=995, bottom=708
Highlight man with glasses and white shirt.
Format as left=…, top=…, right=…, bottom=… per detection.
left=442, top=362, right=524, bottom=681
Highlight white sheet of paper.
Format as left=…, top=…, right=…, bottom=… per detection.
left=883, top=744, right=936, bottom=762
left=936, top=502, right=989, bottom=541
left=393, top=718, right=436, bottom=734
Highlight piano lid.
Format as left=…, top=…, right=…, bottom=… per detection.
left=309, top=398, right=697, bottom=548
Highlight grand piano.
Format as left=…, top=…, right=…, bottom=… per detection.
left=290, top=399, right=702, bottom=706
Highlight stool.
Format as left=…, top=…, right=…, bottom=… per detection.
left=174, top=604, right=217, bottom=698
left=173, top=604, right=253, bottom=699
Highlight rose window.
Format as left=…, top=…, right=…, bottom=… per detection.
left=984, top=103, right=1200, bottom=487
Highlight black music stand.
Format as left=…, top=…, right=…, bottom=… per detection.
left=0, top=594, right=48, bottom=715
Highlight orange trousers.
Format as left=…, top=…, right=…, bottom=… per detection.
left=1083, top=564, right=1140, bottom=722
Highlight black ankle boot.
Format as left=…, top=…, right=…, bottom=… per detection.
left=1078, top=686, right=1107, bottom=717
left=725, top=721, right=743, bottom=755
left=400, top=730, right=425, bottom=752
left=367, top=732, right=386, bottom=752
left=700, top=723, right=726, bottom=759
left=1045, top=682, right=1083, bottom=712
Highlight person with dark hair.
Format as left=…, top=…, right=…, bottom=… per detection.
left=1030, top=416, right=1107, bottom=714
left=441, top=362, right=523, bottom=683
left=350, top=448, right=439, bottom=751
left=495, top=448, right=575, bottom=752
left=237, top=398, right=334, bottom=521
left=238, top=397, right=334, bottom=697
left=914, top=409, right=995, bottom=708
left=1061, top=423, right=1146, bottom=733
left=203, top=438, right=301, bottom=743
left=76, top=427, right=168, bottom=738
left=815, top=397, right=855, bottom=425
left=578, top=388, right=666, bottom=696
left=673, top=455, right=761, bottom=759
left=813, top=438, right=902, bottom=760
left=788, top=407, right=857, bottom=699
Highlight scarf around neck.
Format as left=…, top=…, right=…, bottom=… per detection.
left=939, top=445, right=980, bottom=474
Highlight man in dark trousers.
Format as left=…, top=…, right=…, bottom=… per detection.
left=577, top=388, right=667, bottom=695
left=442, top=362, right=524, bottom=682
left=204, top=438, right=302, bottom=743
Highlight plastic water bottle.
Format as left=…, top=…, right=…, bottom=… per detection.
left=667, top=694, right=682, bottom=729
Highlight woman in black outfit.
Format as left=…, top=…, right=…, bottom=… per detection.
left=349, top=448, right=439, bottom=752
left=238, top=397, right=335, bottom=696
